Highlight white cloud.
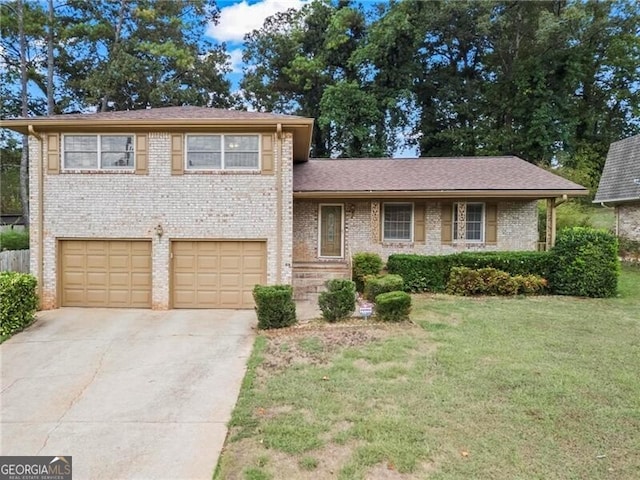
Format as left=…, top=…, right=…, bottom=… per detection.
left=207, top=0, right=308, bottom=43
left=228, top=48, right=244, bottom=73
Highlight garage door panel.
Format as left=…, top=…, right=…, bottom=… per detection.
left=109, top=255, right=130, bottom=269
left=86, top=272, right=108, bottom=286
left=172, top=241, right=266, bottom=309
left=131, top=272, right=151, bottom=288
left=61, top=240, right=151, bottom=308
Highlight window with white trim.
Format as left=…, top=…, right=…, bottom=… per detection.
left=383, top=203, right=413, bottom=241
left=186, top=134, right=259, bottom=170
left=63, top=134, right=134, bottom=170
left=453, top=203, right=484, bottom=242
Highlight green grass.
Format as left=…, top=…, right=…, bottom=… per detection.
left=215, top=266, right=640, bottom=479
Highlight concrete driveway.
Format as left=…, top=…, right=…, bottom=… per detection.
left=0, top=308, right=256, bottom=479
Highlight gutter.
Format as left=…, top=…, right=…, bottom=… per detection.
left=28, top=125, right=44, bottom=307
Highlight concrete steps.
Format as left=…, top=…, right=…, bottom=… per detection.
left=292, top=262, right=351, bottom=302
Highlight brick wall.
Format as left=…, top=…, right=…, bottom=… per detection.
left=617, top=202, right=640, bottom=240
left=292, top=199, right=538, bottom=262
left=29, top=132, right=293, bottom=309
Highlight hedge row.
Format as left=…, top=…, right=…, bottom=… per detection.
left=446, top=267, right=547, bottom=296
left=387, top=251, right=551, bottom=293
left=0, top=272, right=38, bottom=336
left=386, top=227, right=619, bottom=298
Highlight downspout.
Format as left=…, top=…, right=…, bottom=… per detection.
left=600, top=202, right=617, bottom=236
left=276, top=123, right=283, bottom=284
left=28, top=125, right=44, bottom=307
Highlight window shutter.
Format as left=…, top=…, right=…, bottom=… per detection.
left=135, top=134, right=148, bottom=175
left=171, top=134, right=183, bottom=175
left=414, top=203, right=425, bottom=243
left=47, top=134, right=60, bottom=174
left=485, top=203, right=498, bottom=245
left=261, top=134, right=274, bottom=174
left=441, top=203, right=452, bottom=244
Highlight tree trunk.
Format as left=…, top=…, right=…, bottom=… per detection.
left=18, top=0, right=29, bottom=227
left=47, top=0, right=55, bottom=114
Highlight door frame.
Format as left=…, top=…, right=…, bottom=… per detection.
left=317, top=203, right=344, bottom=258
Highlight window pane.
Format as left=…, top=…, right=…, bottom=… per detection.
left=187, top=135, right=220, bottom=151
left=383, top=204, right=412, bottom=241
left=64, top=135, right=97, bottom=168
left=65, top=152, right=98, bottom=169
left=65, top=135, right=97, bottom=152
left=100, top=135, right=134, bottom=169
left=225, top=152, right=259, bottom=169
left=225, top=135, right=259, bottom=152
left=187, top=152, right=221, bottom=169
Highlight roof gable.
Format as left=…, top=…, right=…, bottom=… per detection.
left=293, top=156, right=588, bottom=197
left=594, top=134, right=640, bottom=203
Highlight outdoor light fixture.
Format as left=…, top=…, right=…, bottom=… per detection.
left=154, top=224, right=164, bottom=237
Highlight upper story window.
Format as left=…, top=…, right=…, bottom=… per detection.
left=383, top=203, right=413, bottom=242
left=63, top=134, right=134, bottom=170
left=453, top=203, right=484, bottom=242
left=186, top=134, right=260, bottom=170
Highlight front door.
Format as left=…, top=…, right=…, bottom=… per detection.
left=319, top=204, right=343, bottom=257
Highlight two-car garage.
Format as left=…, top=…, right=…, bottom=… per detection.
left=59, top=240, right=266, bottom=309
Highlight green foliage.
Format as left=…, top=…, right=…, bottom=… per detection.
left=375, top=291, right=411, bottom=322
left=318, top=279, right=356, bottom=322
left=352, top=252, right=383, bottom=292
left=0, top=229, right=29, bottom=251
left=0, top=272, right=38, bottom=336
left=387, top=251, right=551, bottom=293
left=363, top=274, right=404, bottom=302
left=549, top=227, right=620, bottom=298
left=446, top=267, right=547, bottom=296
left=538, top=200, right=597, bottom=242
left=252, top=285, right=296, bottom=330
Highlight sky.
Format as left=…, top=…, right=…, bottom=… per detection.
left=208, top=0, right=309, bottom=88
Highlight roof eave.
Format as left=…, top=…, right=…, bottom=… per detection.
left=1, top=117, right=315, bottom=162
left=293, top=189, right=589, bottom=199
left=592, top=195, right=640, bottom=204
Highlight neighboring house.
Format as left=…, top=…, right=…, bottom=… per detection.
left=1, top=106, right=587, bottom=309
left=594, top=134, right=640, bottom=241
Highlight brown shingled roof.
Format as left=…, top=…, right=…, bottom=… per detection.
left=594, top=134, right=640, bottom=203
left=293, top=157, right=587, bottom=196
left=12, top=105, right=308, bottom=121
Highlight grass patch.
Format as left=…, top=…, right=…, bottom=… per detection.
left=216, top=266, right=640, bottom=479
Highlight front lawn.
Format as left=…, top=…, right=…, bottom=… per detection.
left=215, top=266, right=640, bottom=479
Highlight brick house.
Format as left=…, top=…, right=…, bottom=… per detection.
left=1, top=106, right=587, bottom=309
left=594, top=134, right=640, bottom=241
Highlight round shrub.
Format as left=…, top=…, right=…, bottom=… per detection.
left=352, top=252, right=383, bottom=292
left=549, top=227, right=619, bottom=298
left=0, top=272, right=38, bottom=336
left=318, top=278, right=356, bottom=322
left=252, top=284, right=297, bottom=329
left=375, top=291, right=411, bottom=322
left=363, top=274, right=404, bottom=302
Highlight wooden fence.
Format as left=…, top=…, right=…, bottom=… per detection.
left=0, top=250, right=30, bottom=273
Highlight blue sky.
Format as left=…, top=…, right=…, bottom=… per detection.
left=207, top=0, right=309, bottom=88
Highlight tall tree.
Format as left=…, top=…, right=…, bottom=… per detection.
left=57, top=0, right=232, bottom=111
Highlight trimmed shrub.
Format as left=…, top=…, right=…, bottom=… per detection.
left=549, top=227, right=619, bottom=298
left=375, top=291, right=411, bottom=322
left=387, top=251, right=551, bottom=293
left=352, top=252, right=383, bottom=292
left=0, top=229, right=29, bottom=251
left=318, top=278, right=356, bottom=322
left=363, top=274, right=404, bottom=302
left=0, top=272, right=38, bottom=336
left=252, top=284, right=296, bottom=329
left=446, top=267, right=546, bottom=296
